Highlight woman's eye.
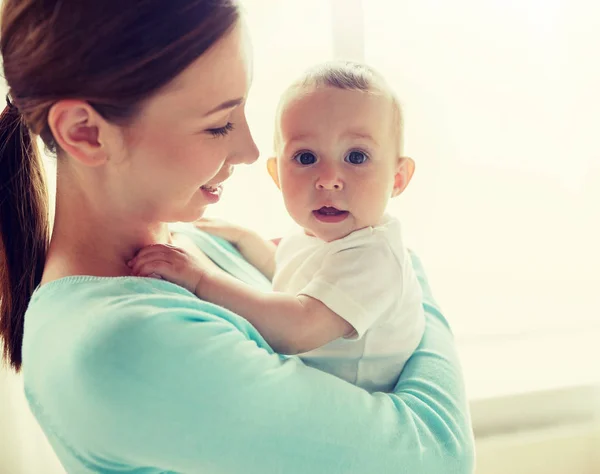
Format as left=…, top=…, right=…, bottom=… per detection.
left=207, top=122, right=234, bottom=137
left=345, top=150, right=368, bottom=165
left=294, top=151, right=317, bottom=165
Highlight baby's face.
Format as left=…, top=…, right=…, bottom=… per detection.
left=273, top=86, right=403, bottom=242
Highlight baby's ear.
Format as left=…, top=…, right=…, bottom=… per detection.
left=391, top=157, right=415, bottom=197
left=266, top=157, right=281, bottom=189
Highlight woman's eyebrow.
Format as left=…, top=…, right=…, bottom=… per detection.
left=204, top=97, right=244, bottom=117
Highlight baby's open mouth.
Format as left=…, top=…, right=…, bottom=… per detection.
left=312, top=206, right=349, bottom=223
left=315, top=206, right=346, bottom=216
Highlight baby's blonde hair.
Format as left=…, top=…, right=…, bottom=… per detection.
left=274, top=61, right=404, bottom=156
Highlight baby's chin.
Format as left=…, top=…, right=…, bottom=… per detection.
left=302, top=224, right=358, bottom=243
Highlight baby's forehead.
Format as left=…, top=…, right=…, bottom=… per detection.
left=273, top=79, right=404, bottom=155
left=274, top=87, right=398, bottom=154
left=278, top=85, right=397, bottom=128
left=281, top=83, right=392, bottom=108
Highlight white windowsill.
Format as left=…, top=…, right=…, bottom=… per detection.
left=458, top=329, right=600, bottom=436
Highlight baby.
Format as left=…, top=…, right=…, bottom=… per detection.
left=130, top=61, right=425, bottom=392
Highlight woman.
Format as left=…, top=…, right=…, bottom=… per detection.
left=0, top=1, right=474, bottom=472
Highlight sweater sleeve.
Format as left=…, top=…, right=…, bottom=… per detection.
left=80, top=251, right=474, bottom=474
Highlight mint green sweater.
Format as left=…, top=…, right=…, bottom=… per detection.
left=22, top=223, right=474, bottom=473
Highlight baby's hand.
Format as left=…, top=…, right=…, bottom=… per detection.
left=128, top=244, right=207, bottom=294
left=193, top=217, right=249, bottom=245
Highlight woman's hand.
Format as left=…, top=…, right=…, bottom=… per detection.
left=128, top=244, right=209, bottom=295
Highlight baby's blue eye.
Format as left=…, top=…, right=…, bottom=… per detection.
left=294, top=152, right=317, bottom=165
left=345, top=151, right=368, bottom=165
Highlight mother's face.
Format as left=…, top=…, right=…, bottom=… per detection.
left=119, top=22, right=259, bottom=223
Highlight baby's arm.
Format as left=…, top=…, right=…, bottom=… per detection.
left=129, top=244, right=354, bottom=354
left=198, top=270, right=355, bottom=354
left=194, top=218, right=276, bottom=280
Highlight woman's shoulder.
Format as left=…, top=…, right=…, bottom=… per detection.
left=21, top=276, right=282, bottom=470
left=26, top=275, right=265, bottom=344
left=23, top=225, right=276, bottom=388
left=25, top=222, right=273, bottom=353
left=23, top=276, right=274, bottom=389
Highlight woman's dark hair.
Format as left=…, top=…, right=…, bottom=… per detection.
left=0, top=0, right=240, bottom=371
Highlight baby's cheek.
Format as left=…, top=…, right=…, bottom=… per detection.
left=281, top=172, right=307, bottom=199
left=354, top=181, right=389, bottom=217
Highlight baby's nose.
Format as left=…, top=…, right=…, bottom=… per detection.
left=316, top=172, right=344, bottom=191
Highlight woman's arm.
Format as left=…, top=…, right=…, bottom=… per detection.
left=89, top=253, right=475, bottom=474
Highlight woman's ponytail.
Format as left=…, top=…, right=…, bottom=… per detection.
left=0, top=96, right=49, bottom=372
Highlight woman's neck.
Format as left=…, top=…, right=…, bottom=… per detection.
left=42, top=174, right=172, bottom=283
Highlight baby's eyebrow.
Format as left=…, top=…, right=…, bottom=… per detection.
left=287, top=131, right=377, bottom=143
left=282, top=131, right=379, bottom=154
left=342, top=131, right=379, bottom=146
left=286, top=133, right=313, bottom=143
left=281, top=135, right=315, bottom=154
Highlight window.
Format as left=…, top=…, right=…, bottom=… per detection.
left=230, top=0, right=600, bottom=402
left=362, top=0, right=600, bottom=341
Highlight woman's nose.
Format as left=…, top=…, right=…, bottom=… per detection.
left=230, top=138, right=259, bottom=165
left=228, top=119, right=259, bottom=165
left=242, top=141, right=259, bottom=165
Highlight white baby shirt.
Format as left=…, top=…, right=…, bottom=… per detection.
left=272, top=215, right=425, bottom=392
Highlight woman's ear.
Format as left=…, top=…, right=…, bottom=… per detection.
left=266, top=157, right=281, bottom=189
left=391, top=157, right=415, bottom=197
left=48, top=100, right=114, bottom=166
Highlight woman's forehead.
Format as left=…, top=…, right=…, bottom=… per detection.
left=155, top=23, right=251, bottom=116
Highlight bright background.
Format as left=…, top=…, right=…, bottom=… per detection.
left=213, top=0, right=600, bottom=399
left=221, top=0, right=600, bottom=338
left=1, top=0, right=599, bottom=472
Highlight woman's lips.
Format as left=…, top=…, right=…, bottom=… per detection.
left=200, top=183, right=223, bottom=203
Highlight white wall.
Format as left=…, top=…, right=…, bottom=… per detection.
left=0, top=369, right=64, bottom=473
